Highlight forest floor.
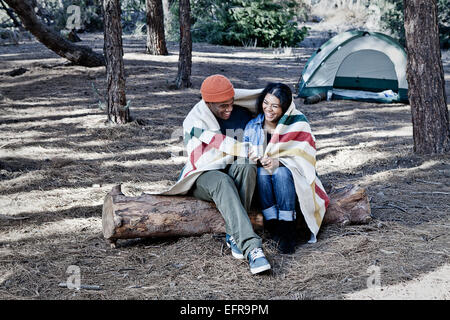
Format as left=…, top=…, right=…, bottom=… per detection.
left=0, top=31, right=449, bottom=300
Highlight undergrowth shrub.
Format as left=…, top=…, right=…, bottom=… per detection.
left=33, top=0, right=104, bottom=32
left=381, top=0, right=449, bottom=49
left=168, top=0, right=308, bottom=47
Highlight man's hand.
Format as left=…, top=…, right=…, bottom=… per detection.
left=248, top=148, right=260, bottom=164
left=260, top=156, right=280, bottom=174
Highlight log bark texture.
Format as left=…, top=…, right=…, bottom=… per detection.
left=4, top=0, right=105, bottom=67
left=103, top=0, right=130, bottom=124
left=174, top=0, right=192, bottom=88
left=403, top=0, right=450, bottom=154
left=145, top=0, right=168, bottom=55
left=102, top=184, right=371, bottom=246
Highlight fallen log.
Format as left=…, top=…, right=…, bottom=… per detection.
left=102, top=184, right=371, bottom=247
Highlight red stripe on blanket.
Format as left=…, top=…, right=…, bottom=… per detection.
left=199, top=133, right=226, bottom=159
left=206, top=133, right=226, bottom=152
left=183, top=133, right=226, bottom=178
left=183, top=147, right=199, bottom=178
left=315, top=184, right=330, bottom=208
left=271, top=131, right=315, bottom=149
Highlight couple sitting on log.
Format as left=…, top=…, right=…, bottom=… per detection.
left=161, top=75, right=330, bottom=275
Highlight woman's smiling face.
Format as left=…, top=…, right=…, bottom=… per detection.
left=262, top=93, right=283, bottom=123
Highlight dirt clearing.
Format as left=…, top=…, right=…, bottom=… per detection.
left=0, top=33, right=449, bottom=300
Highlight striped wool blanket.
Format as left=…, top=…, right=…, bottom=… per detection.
left=160, top=88, right=329, bottom=241
left=160, top=88, right=262, bottom=196
left=262, top=102, right=330, bottom=241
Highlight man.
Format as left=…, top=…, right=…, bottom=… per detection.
left=162, top=74, right=271, bottom=275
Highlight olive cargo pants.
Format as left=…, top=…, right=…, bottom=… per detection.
left=192, top=162, right=262, bottom=259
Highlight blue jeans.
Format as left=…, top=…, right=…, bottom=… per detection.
left=257, top=166, right=296, bottom=222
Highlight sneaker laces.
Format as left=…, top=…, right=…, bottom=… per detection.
left=249, top=248, right=265, bottom=261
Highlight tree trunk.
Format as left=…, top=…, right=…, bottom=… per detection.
left=175, top=0, right=192, bottom=88
left=4, top=0, right=105, bottom=67
left=103, top=0, right=130, bottom=124
left=102, top=184, right=371, bottom=247
left=146, top=0, right=168, bottom=55
left=403, top=0, right=450, bottom=154
left=161, top=0, right=172, bottom=39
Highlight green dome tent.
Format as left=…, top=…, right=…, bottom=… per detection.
left=297, top=31, right=409, bottom=103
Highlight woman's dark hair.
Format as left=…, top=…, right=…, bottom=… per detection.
left=256, top=82, right=293, bottom=115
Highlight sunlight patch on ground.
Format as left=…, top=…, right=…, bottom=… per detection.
left=192, top=53, right=299, bottom=66
left=193, top=56, right=252, bottom=65
left=0, top=170, right=47, bottom=192
left=313, top=126, right=412, bottom=156
left=100, top=157, right=185, bottom=168
left=0, top=57, right=63, bottom=68
left=344, top=264, right=450, bottom=300
left=0, top=186, right=111, bottom=216
left=2, top=141, right=179, bottom=166
left=0, top=217, right=102, bottom=243
left=150, top=90, right=195, bottom=97
left=354, top=126, right=412, bottom=139
left=415, top=159, right=449, bottom=171
left=317, top=141, right=380, bottom=159
left=2, top=75, right=70, bottom=89
left=1, top=146, right=78, bottom=158
left=351, top=158, right=447, bottom=191
left=1, top=110, right=99, bottom=124
left=331, top=105, right=410, bottom=117
left=124, top=52, right=178, bottom=63
left=193, top=51, right=272, bottom=59
left=318, top=148, right=392, bottom=175
left=130, top=72, right=178, bottom=80
left=0, top=269, right=14, bottom=286
left=1, top=175, right=179, bottom=217
left=260, top=76, right=291, bottom=84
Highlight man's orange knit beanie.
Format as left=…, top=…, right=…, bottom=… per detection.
left=200, top=74, right=235, bottom=102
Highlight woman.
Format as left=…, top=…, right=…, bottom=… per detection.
left=244, top=83, right=298, bottom=254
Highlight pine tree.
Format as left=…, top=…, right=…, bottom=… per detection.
left=403, top=0, right=449, bottom=153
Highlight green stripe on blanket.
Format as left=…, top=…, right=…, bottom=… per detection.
left=184, top=127, right=205, bottom=145
left=278, top=114, right=309, bottom=126
left=185, top=127, right=225, bottom=145
left=190, top=127, right=205, bottom=138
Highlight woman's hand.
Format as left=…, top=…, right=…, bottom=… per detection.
left=260, top=156, right=279, bottom=174
left=248, top=148, right=260, bottom=164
